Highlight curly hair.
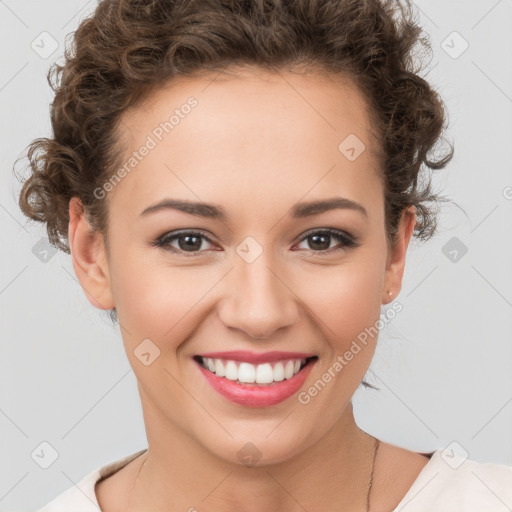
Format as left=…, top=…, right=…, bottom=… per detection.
left=17, top=0, right=454, bottom=252
left=16, top=0, right=453, bottom=388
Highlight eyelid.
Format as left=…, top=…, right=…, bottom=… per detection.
left=153, top=227, right=358, bottom=256
left=296, top=227, right=355, bottom=244
left=293, top=228, right=358, bottom=252
left=154, top=229, right=217, bottom=253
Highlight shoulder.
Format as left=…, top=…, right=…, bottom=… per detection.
left=35, top=467, right=101, bottom=512
left=394, top=449, right=512, bottom=512
left=35, top=449, right=147, bottom=512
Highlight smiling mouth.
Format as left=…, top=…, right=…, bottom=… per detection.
left=193, top=355, right=318, bottom=386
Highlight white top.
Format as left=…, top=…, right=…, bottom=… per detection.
left=36, top=448, right=512, bottom=511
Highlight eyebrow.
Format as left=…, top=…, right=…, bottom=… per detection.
left=140, top=197, right=368, bottom=221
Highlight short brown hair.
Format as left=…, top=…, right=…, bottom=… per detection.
left=17, top=0, right=454, bottom=253
left=16, top=0, right=454, bottom=390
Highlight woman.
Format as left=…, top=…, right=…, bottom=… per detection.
left=17, top=0, right=512, bottom=510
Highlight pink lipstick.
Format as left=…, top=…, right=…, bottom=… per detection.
left=193, top=351, right=318, bottom=407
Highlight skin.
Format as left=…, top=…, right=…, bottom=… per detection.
left=68, top=66, right=427, bottom=512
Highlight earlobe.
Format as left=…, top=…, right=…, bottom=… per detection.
left=68, top=197, right=114, bottom=311
left=382, top=206, right=416, bottom=304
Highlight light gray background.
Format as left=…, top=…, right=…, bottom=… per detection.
left=1, top=1, right=511, bottom=510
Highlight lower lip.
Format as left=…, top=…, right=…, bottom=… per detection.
left=195, top=359, right=316, bottom=407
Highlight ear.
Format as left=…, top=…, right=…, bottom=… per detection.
left=68, top=197, right=114, bottom=310
left=382, top=206, right=416, bottom=304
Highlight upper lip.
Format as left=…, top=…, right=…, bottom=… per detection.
left=196, top=350, right=317, bottom=364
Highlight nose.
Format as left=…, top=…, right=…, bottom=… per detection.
left=217, top=249, right=299, bottom=340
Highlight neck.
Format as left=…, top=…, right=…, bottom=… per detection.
left=127, top=393, right=377, bottom=512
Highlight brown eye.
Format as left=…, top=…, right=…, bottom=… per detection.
left=153, top=228, right=358, bottom=257
left=295, top=229, right=358, bottom=253
left=154, top=231, right=215, bottom=255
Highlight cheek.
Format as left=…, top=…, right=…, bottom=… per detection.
left=109, top=230, right=386, bottom=356
left=301, top=256, right=385, bottom=346
left=109, top=248, right=217, bottom=355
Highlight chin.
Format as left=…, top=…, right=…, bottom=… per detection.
left=201, top=425, right=317, bottom=468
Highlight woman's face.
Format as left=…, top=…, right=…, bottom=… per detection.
left=71, top=67, right=414, bottom=465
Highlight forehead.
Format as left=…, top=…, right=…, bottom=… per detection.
left=109, top=67, right=384, bottom=220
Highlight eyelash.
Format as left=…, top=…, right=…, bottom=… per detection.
left=152, top=228, right=358, bottom=257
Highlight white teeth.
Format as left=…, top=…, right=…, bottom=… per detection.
left=238, top=362, right=256, bottom=383
left=273, top=362, right=285, bottom=381
left=214, top=358, right=225, bottom=377
left=255, top=363, right=274, bottom=384
left=284, top=360, right=294, bottom=379
left=225, top=360, right=238, bottom=380
left=199, top=357, right=309, bottom=385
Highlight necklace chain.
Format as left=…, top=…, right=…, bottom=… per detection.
left=366, top=436, right=380, bottom=512
left=132, top=436, right=380, bottom=511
